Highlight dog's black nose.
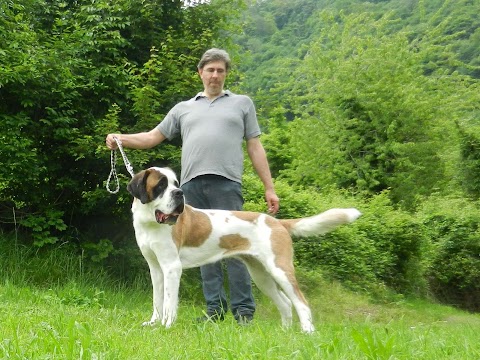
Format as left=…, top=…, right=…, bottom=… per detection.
left=172, top=189, right=183, bottom=198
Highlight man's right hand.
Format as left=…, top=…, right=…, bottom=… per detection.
left=105, top=134, right=121, bottom=150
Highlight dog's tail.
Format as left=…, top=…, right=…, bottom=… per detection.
left=278, top=208, right=361, bottom=238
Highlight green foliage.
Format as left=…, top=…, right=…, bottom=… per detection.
left=243, top=170, right=429, bottom=296
left=54, top=282, right=105, bottom=308
left=457, top=123, right=480, bottom=199
left=239, top=0, right=480, bottom=211
left=0, top=0, right=244, bottom=249
left=419, top=196, right=480, bottom=312
left=295, top=229, right=379, bottom=293
left=357, top=193, right=430, bottom=295
left=351, top=327, right=395, bottom=360
left=305, top=191, right=429, bottom=296
left=1, top=236, right=88, bottom=287
left=0, top=0, right=135, bottom=246
left=19, top=210, right=67, bottom=247
left=82, top=238, right=114, bottom=263
left=274, top=11, right=469, bottom=209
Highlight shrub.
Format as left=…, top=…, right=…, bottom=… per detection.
left=243, top=174, right=430, bottom=296
left=359, top=193, right=430, bottom=296
left=419, top=196, right=480, bottom=312
left=243, top=172, right=375, bottom=289
left=323, top=192, right=430, bottom=296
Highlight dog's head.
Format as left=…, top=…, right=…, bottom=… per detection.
left=127, top=167, right=184, bottom=224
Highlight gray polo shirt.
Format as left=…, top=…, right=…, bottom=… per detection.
left=157, top=90, right=261, bottom=186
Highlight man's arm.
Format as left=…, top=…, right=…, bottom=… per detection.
left=246, top=136, right=280, bottom=214
left=106, top=128, right=166, bottom=150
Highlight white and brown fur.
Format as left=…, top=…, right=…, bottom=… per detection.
left=127, top=167, right=361, bottom=333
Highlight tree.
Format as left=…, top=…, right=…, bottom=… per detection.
left=259, top=10, right=479, bottom=209
left=0, top=0, right=245, bottom=247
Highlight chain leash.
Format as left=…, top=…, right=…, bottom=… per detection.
left=106, top=136, right=135, bottom=194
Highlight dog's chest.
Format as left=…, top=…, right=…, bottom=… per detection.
left=134, top=222, right=174, bottom=248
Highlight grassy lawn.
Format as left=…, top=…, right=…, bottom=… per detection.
left=0, top=241, right=478, bottom=359
left=1, top=275, right=479, bottom=359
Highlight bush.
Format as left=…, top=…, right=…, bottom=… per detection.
left=243, top=172, right=376, bottom=289
left=419, top=196, right=480, bottom=312
left=243, top=173, right=430, bottom=296
left=358, top=193, right=430, bottom=296
left=0, top=0, right=240, bottom=250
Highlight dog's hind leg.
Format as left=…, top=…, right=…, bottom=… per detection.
left=241, top=257, right=293, bottom=328
left=141, top=248, right=164, bottom=326
left=267, top=264, right=314, bottom=333
left=264, top=222, right=315, bottom=333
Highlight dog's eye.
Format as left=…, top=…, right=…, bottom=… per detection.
left=174, top=180, right=179, bottom=187
left=159, top=177, right=168, bottom=188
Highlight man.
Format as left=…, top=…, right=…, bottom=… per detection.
left=106, top=48, right=279, bottom=325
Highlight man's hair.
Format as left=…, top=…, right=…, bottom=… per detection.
left=197, top=48, right=231, bottom=71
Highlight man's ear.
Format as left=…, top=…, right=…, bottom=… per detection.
left=127, top=170, right=151, bottom=204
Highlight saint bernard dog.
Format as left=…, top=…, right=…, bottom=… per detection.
left=127, top=167, right=361, bottom=333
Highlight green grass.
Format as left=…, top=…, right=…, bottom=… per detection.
left=1, top=244, right=479, bottom=359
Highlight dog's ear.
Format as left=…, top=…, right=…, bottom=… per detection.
left=127, top=170, right=151, bottom=204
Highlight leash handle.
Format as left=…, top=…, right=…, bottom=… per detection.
left=106, top=136, right=135, bottom=194
left=106, top=149, right=120, bottom=194
left=114, top=137, right=135, bottom=178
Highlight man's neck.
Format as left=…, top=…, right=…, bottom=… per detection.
left=203, top=90, right=224, bottom=100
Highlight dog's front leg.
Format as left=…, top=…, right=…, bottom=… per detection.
left=141, top=248, right=164, bottom=326
left=160, top=259, right=182, bottom=328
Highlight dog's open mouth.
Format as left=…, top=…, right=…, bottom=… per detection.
left=155, top=210, right=179, bottom=224
left=155, top=210, right=171, bottom=223
left=155, top=204, right=184, bottom=224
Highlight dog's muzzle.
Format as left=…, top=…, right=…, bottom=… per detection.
left=155, top=189, right=184, bottom=224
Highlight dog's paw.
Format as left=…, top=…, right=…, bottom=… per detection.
left=161, top=314, right=177, bottom=328
left=142, top=319, right=157, bottom=327
left=301, top=323, right=315, bottom=334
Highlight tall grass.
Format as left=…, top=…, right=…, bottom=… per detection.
left=1, top=237, right=479, bottom=359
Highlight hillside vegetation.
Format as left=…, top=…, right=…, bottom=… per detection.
left=235, top=0, right=480, bottom=311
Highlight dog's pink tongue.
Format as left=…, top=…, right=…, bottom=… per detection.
left=155, top=211, right=167, bottom=223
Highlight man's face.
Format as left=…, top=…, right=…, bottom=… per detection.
left=199, top=60, right=227, bottom=96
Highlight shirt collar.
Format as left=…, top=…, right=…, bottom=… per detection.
left=194, top=90, right=232, bottom=101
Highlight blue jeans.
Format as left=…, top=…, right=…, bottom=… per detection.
left=181, top=175, right=255, bottom=319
